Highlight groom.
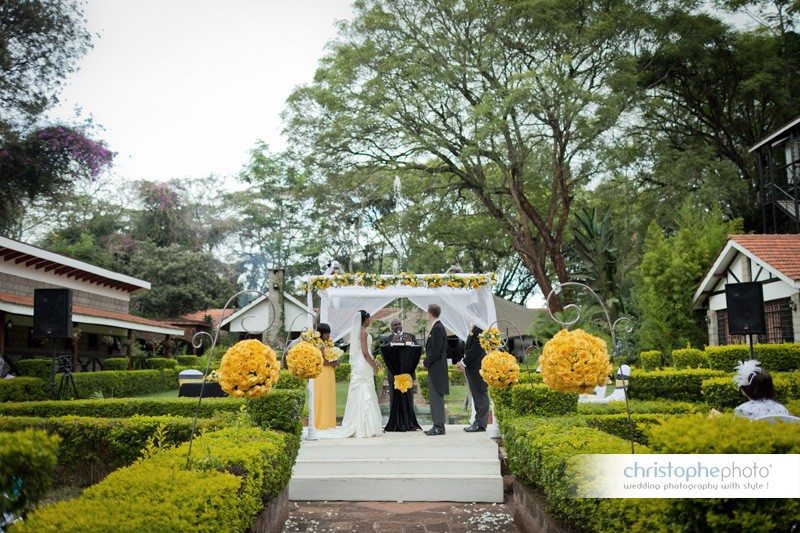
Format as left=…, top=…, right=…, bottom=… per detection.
left=423, top=304, right=448, bottom=436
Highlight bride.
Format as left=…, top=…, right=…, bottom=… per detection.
left=318, top=310, right=383, bottom=438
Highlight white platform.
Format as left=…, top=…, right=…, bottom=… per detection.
left=289, top=425, right=504, bottom=503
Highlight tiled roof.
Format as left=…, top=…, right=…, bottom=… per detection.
left=0, top=291, right=179, bottom=331
left=176, top=309, right=229, bottom=325
left=730, top=234, right=800, bottom=281
left=372, top=307, right=401, bottom=321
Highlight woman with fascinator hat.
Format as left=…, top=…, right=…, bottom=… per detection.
left=732, top=359, right=791, bottom=419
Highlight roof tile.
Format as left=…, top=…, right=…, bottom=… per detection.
left=730, top=234, right=800, bottom=281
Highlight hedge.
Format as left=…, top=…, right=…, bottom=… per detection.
left=627, top=368, right=725, bottom=402
left=511, top=384, right=577, bottom=417
left=672, top=348, right=708, bottom=369
left=786, top=398, right=800, bottom=415
left=374, top=368, right=386, bottom=393
left=584, top=413, right=672, bottom=444
left=246, top=389, right=306, bottom=436
left=13, top=359, right=52, bottom=381
left=701, top=371, right=800, bottom=410
left=516, top=371, right=544, bottom=384
left=0, top=429, right=60, bottom=517
left=145, top=357, right=176, bottom=370
left=416, top=370, right=429, bottom=401
left=63, top=369, right=178, bottom=398
left=448, top=366, right=466, bottom=385
left=639, top=350, right=662, bottom=371
left=101, top=357, right=128, bottom=370
left=335, top=362, right=351, bottom=382
left=0, top=415, right=223, bottom=487
left=488, top=384, right=513, bottom=423
left=647, top=415, right=800, bottom=532
left=13, top=427, right=298, bottom=532
left=0, top=377, right=47, bottom=402
left=705, top=343, right=800, bottom=372
left=576, top=399, right=703, bottom=416
left=274, top=369, right=305, bottom=390
left=176, top=355, right=199, bottom=365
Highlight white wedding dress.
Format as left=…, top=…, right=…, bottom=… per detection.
left=317, top=321, right=383, bottom=439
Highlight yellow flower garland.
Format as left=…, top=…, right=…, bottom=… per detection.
left=479, top=350, right=520, bottom=389
left=540, top=329, right=612, bottom=394
left=300, top=272, right=497, bottom=292
left=394, top=373, right=413, bottom=393
left=217, top=339, right=280, bottom=399
left=286, top=341, right=324, bottom=379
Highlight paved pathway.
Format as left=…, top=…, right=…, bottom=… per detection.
left=283, top=501, right=518, bottom=532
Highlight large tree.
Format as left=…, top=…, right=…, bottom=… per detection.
left=285, top=0, right=656, bottom=303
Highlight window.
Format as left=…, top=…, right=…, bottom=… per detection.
left=716, top=311, right=746, bottom=346
left=717, top=298, right=794, bottom=345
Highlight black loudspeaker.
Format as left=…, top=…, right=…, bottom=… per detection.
left=33, top=288, right=73, bottom=339
left=725, top=282, right=766, bottom=336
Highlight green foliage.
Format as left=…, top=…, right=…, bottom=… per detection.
left=145, top=357, right=176, bottom=370
left=705, top=343, right=800, bottom=372
left=374, top=368, right=385, bottom=394
left=101, top=357, right=127, bottom=370
left=488, top=385, right=513, bottom=423
left=701, top=372, right=800, bottom=410
left=576, top=399, right=704, bottom=416
left=0, top=377, right=47, bottom=402
left=639, top=350, right=663, bottom=371
left=511, top=384, right=578, bottom=417
left=672, top=348, right=708, bottom=369
left=584, top=413, right=671, bottom=445
left=63, top=369, right=178, bottom=399
left=0, top=429, right=60, bottom=516
left=13, top=359, right=52, bottom=380
left=0, top=415, right=222, bottom=487
left=335, top=362, right=351, bottom=382
left=246, top=389, right=306, bottom=436
left=0, top=397, right=242, bottom=419
left=633, top=204, right=741, bottom=351
left=274, top=369, right=305, bottom=390
left=416, top=370, right=429, bottom=401
left=628, top=369, right=726, bottom=402
left=448, top=366, right=466, bottom=386
left=176, top=355, right=199, bottom=366
left=516, top=371, right=544, bottom=384
left=14, top=427, right=299, bottom=532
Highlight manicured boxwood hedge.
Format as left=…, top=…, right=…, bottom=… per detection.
left=448, top=366, right=466, bottom=385
left=0, top=415, right=224, bottom=487
left=0, top=377, right=47, bottom=402
left=671, top=348, right=708, bottom=369
left=335, top=362, right=351, bottom=382
left=416, top=370, right=429, bottom=401
left=13, top=426, right=299, bottom=532
left=701, top=371, right=800, bottom=410
left=705, top=342, right=800, bottom=372
left=0, top=429, right=60, bottom=517
left=246, top=389, right=306, bottom=436
left=176, top=355, right=199, bottom=366
left=583, top=413, right=671, bottom=445
left=511, top=383, right=577, bottom=417
left=145, top=357, right=176, bottom=370
left=101, top=357, right=128, bottom=370
left=639, top=350, right=663, bottom=371
left=64, top=369, right=178, bottom=398
left=516, top=371, right=544, bottom=384
left=576, top=399, right=704, bottom=415
left=274, top=369, right=305, bottom=390
left=627, top=368, right=725, bottom=402
left=13, top=359, right=52, bottom=381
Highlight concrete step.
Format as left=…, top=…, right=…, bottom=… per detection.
left=288, top=474, right=504, bottom=503
left=292, top=457, right=499, bottom=476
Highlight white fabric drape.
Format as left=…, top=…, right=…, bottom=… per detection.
left=320, top=291, right=396, bottom=343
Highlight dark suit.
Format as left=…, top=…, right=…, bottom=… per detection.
left=424, top=320, right=449, bottom=429
left=463, top=325, right=489, bottom=428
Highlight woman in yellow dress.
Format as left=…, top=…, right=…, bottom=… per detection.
left=314, top=323, right=338, bottom=429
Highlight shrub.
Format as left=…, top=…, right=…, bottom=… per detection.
left=13, top=427, right=299, bottom=532
left=176, top=355, right=199, bottom=366
left=705, top=343, right=800, bottom=372
left=246, top=389, right=306, bottom=436
left=488, top=384, right=512, bottom=424
left=448, top=366, right=466, bottom=385
left=101, top=357, right=128, bottom=370
left=416, top=370, right=429, bottom=401
left=0, top=377, right=47, bottom=402
left=0, top=429, right=60, bottom=516
left=64, top=369, right=178, bottom=398
left=627, top=369, right=725, bottom=402
left=374, top=368, right=385, bottom=393
left=516, top=371, right=544, bottom=384
left=701, top=372, right=800, bottom=410
left=786, top=399, right=800, bottom=416
left=577, top=399, right=703, bottom=416
left=274, top=369, right=305, bottom=390
left=584, top=413, right=672, bottom=444
left=145, top=357, right=176, bottom=370
left=639, top=350, right=662, bottom=371
left=0, top=397, right=243, bottom=419
left=511, top=384, right=578, bottom=417
left=672, top=348, right=708, bottom=369
left=335, top=362, right=351, bottom=382
left=13, top=359, right=52, bottom=381
left=0, top=415, right=222, bottom=487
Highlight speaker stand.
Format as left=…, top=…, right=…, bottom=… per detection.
left=748, top=334, right=756, bottom=361
left=50, top=339, right=79, bottom=400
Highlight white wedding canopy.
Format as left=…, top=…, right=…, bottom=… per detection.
left=305, top=274, right=498, bottom=342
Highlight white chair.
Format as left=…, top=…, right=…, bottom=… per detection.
left=753, top=414, right=800, bottom=425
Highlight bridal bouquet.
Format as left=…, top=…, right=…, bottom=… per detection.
left=539, top=329, right=612, bottom=394
left=478, top=327, right=503, bottom=352
left=325, top=346, right=344, bottom=362
left=479, top=350, right=520, bottom=388
left=394, top=373, right=413, bottom=393
left=217, top=339, right=280, bottom=399
left=286, top=341, right=324, bottom=379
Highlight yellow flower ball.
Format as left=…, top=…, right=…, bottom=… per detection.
left=394, top=373, right=413, bottom=393
left=286, top=341, right=324, bottom=379
left=479, top=350, right=520, bottom=389
left=540, top=329, right=612, bottom=393
left=217, top=339, right=280, bottom=400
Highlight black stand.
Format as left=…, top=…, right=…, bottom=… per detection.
left=380, top=344, right=422, bottom=432
left=748, top=334, right=756, bottom=360
left=50, top=339, right=78, bottom=400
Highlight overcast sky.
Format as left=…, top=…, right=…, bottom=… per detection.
left=49, top=0, right=354, bottom=183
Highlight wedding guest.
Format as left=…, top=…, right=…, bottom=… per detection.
left=733, top=359, right=790, bottom=420
left=314, top=323, right=338, bottom=429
